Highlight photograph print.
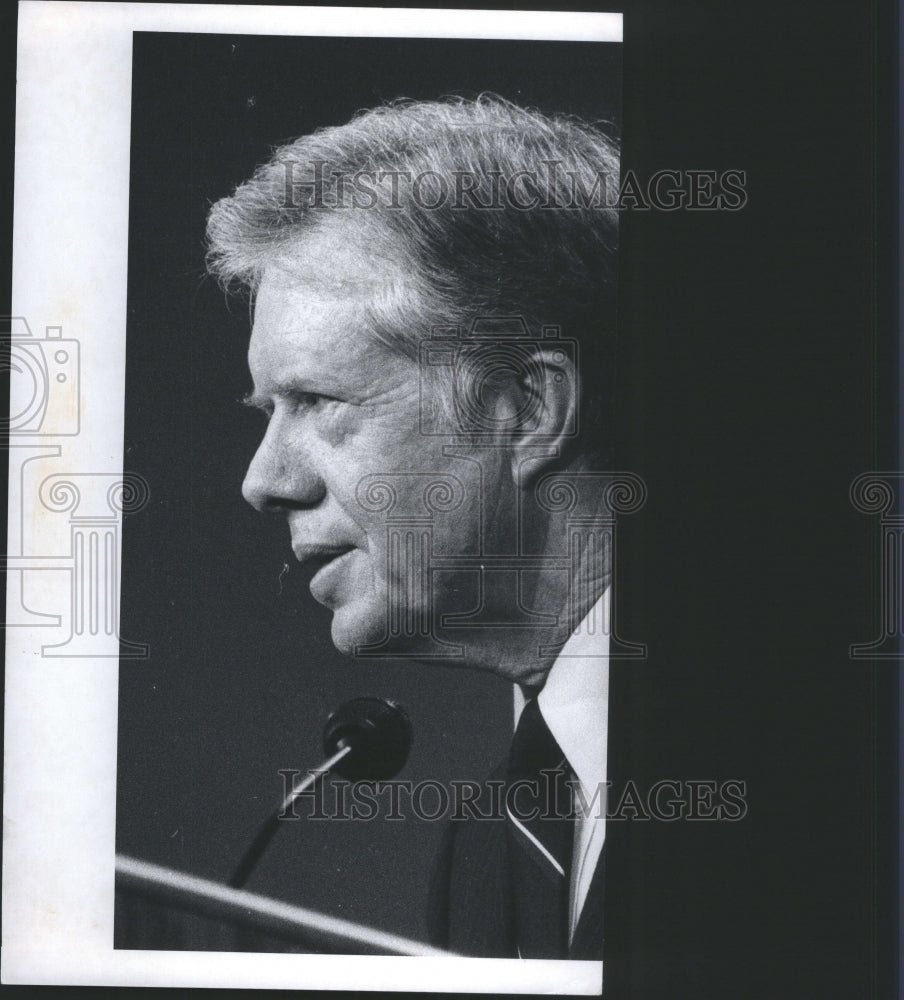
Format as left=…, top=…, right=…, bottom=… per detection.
left=114, top=26, right=625, bottom=967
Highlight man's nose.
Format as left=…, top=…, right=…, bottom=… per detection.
left=242, top=421, right=325, bottom=513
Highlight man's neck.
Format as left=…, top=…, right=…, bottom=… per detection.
left=445, top=554, right=610, bottom=688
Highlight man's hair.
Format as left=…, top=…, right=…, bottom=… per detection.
left=206, top=95, right=619, bottom=459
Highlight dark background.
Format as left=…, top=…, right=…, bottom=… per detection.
left=115, top=31, right=623, bottom=946
left=47, top=2, right=897, bottom=997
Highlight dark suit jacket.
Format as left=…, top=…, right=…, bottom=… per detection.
left=426, top=759, right=605, bottom=960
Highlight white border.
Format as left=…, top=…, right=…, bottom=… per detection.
left=4, top=3, right=620, bottom=991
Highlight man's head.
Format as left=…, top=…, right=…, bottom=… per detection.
left=206, top=96, right=619, bottom=680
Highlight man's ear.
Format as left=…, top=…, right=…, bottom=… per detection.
left=504, top=347, right=579, bottom=483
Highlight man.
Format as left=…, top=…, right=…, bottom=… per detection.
left=206, top=95, right=620, bottom=960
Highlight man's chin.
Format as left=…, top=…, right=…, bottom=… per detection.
left=328, top=602, right=386, bottom=657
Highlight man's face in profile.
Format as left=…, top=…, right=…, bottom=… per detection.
left=241, top=220, right=511, bottom=656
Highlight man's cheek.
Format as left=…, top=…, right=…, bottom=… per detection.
left=359, top=526, right=389, bottom=583
left=433, top=506, right=481, bottom=557
left=316, top=405, right=366, bottom=448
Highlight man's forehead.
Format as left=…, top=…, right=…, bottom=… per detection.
left=250, top=260, right=396, bottom=360
left=249, top=275, right=381, bottom=375
left=247, top=225, right=417, bottom=392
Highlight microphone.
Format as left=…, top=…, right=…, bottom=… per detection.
left=228, top=697, right=412, bottom=888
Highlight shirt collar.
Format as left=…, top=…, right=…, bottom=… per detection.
left=518, top=588, right=610, bottom=796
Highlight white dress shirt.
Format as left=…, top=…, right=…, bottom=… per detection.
left=514, top=588, right=609, bottom=942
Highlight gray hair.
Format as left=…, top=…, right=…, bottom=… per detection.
left=206, top=95, right=620, bottom=457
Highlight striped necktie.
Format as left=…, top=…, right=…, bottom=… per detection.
left=505, top=698, right=576, bottom=958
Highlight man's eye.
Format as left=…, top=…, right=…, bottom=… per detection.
left=241, top=391, right=340, bottom=421
left=293, top=391, right=338, bottom=410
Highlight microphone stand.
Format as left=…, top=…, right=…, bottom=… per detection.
left=229, top=744, right=352, bottom=888
left=228, top=697, right=411, bottom=888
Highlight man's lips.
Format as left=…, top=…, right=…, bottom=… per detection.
left=292, top=545, right=356, bottom=584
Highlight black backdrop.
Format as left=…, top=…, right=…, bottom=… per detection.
left=107, top=6, right=901, bottom=997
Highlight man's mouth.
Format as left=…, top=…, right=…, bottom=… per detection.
left=293, top=545, right=356, bottom=595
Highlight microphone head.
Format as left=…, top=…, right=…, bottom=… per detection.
left=322, top=697, right=413, bottom=781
